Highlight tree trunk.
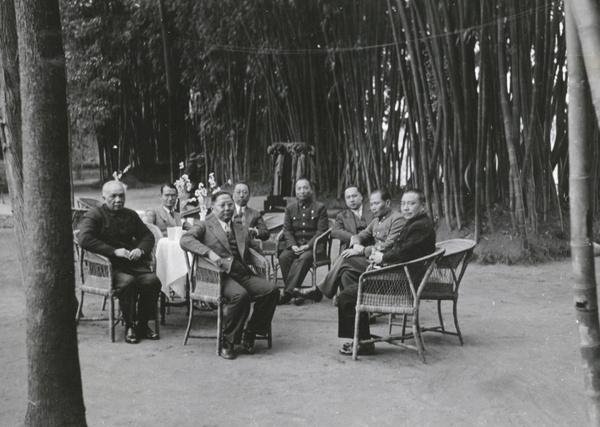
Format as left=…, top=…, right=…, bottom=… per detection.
left=15, top=0, right=87, bottom=424
left=0, top=0, right=26, bottom=270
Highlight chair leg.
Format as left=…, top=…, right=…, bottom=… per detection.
left=183, top=298, right=194, bottom=345
left=437, top=300, right=445, bottom=332
left=109, top=296, right=115, bottom=343
left=76, top=291, right=85, bottom=322
left=101, top=295, right=107, bottom=311
left=412, top=313, right=425, bottom=363
left=160, top=292, right=167, bottom=325
left=400, top=314, right=408, bottom=343
left=311, top=268, right=316, bottom=288
left=154, top=295, right=160, bottom=339
left=388, top=314, right=394, bottom=335
left=352, top=310, right=361, bottom=361
left=453, top=298, right=464, bottom=345
left=217, top=301, right=223, bottom=356
left=267, top=324, right=273, bottom=349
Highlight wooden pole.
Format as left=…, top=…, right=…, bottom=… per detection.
left=566, top=1, right=600, bottom=423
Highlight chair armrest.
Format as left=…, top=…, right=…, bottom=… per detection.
left=313, top=228, right=332, bottom=261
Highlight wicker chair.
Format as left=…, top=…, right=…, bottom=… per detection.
left=352, top=248, right=445, bottom=362
left=76, top=197, right=103, bottom=210
left=183, top=248, right=273, bottom=356
left=270, top=225, right=334, bottom=288
left=76, top=245, right=160, bottom=342
left=418, top=239, right=476, bottom=345
left=75, top=249, right=121, bottom=342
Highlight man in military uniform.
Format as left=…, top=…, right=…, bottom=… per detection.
left=278, top=178, right=329, bottom=305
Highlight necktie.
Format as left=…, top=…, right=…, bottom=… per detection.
left=224, top=222, right=231, bottom=236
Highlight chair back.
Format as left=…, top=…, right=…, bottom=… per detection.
left=79, top=249, right=113, bottom=296
left=425, top=239, right=476, bottom=295
left=356, top=248, right=445, bottom=314
left=76, top=197, right=103, bottom=210
left=247, top=248, right=270, bottom=279
left=189, top=255, right=223, bottom=305
left=313, top=228, right=333, bottom=268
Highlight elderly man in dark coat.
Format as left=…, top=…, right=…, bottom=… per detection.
left=78, top=180, right=161, bottom=344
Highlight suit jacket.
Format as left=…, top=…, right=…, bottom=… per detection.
left=180, top=215, right=260, bottom=274
left=282, top=199, right=329, bottom=249
left=145, top=205, right=190, bottom=236
left=233, top=206, right=270, bottom=241
left=382, top=213, right=436, bottom=265
left=78, top=205, right=155, bottom=273
left=332, top=205, right=375, bottom=250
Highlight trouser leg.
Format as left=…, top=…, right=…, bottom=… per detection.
left=282, top=250, right=313, bottom=293
left=234, top=275, right=279, bottom=336
left=135, top=273, right=161, bottom=324
left=337, top=284, right=370, bottom=340
left=339, top=256, right=370, bottom=290
left=113, top=271, right=137, bottom=327
left=222, top=277, right=251, bottom=345
left=278, top=249, right=296, bottom=284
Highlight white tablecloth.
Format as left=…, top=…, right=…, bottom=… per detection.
left=156, top=237, right=189, bottom=299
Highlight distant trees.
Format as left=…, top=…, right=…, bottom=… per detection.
left=59, top=0, right=597, bottom=245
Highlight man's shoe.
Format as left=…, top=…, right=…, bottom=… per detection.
left=125, top=327, right=139, bottom=344
left=293, top=288, right=323, bottom=302
left=278, top=292, right=293, bottom=305
left=137, top=324, right=159, bottom=340
left=242, top=330, right=256, bottom=355
left=220, top=341, right=237, bottom=360
left=339, top=341, right=376, bottom=356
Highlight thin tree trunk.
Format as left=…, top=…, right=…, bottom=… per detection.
left=566, top=0, right=600, bottom=423
left=0, top=0, right=26, bottom=269
left=15, top=0, right=87, bottom=424
left=157, top=0, right=174, bottom=182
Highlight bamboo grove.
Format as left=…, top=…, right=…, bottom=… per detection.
left=58, top=0, right=598, bottom=244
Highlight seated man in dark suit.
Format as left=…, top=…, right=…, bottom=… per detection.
left=337, top=188, right=436, bottom=356
left=278, top=178, right=329, bottom=305
left=144, top=183, right=191, bottom=236
left=331, top=186, right=374, bottom=251
left=295, top=188, right=404, bottom=303
left=232, top=182, right=270, bottom=241
left=78, top=180, right=161, bottom=344
left=180, top=191, right=279, bottom=360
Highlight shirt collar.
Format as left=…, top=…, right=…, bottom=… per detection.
left=163, top=205, right=174, bottom=216
left=235, top=204, right=245, bottom=215
left=351, top=205, right=363, bottom=218
left=217, top=218, right=231, bottom=232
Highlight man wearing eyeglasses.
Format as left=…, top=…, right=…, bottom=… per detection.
left=180, top=191, right=279, bottom=360
left=144, top=183, right=191, bottom=237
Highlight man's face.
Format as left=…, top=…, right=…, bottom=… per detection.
left=233, top=184, right=250, bottom=207
left=212, top=194, right=235, bottom=222
left=369, top=192, right=390, bottom=217
left=161, top=186, right=178, bottom=209
left=103, top=183, right=126, bottom=211
left=295, top=179, right=312, bottom=201
left=344, top=187, right=363, bottom=210
left=401, top=192, right=424, bottom=220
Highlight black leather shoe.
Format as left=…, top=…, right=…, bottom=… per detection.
left=293, top=288, right=323, bottom=303
left=339, top=341, right=376, bottom=356
left=125, top=327, right=139, bottom=344
left=220, top=341, right=236, bottom=360
left=242, top=330, right=256, bottom=355
left=278, top=292, right=293, bottom=305
left=137, top=324, right=159, bottom=340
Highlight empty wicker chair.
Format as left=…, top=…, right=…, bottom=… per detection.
left=353, top=248, right=445, bottom=362
left=183, top=248, right=272, bottom=356
left=76, top=197, right=103, bottom=210
left=419, top=239, right=476, bottom=345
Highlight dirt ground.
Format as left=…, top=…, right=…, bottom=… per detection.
left=0, top=187, right=590, bottom=426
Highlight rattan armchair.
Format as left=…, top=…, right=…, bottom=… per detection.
left=419, top=239, right=476, bottom=344
left=75, top=249, right=121, bottom=342
left=76, top=197, right=103, bottom=210
left=353, top=248, right=445, bottom=362
left=183, top=248, right=272, bottom=356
